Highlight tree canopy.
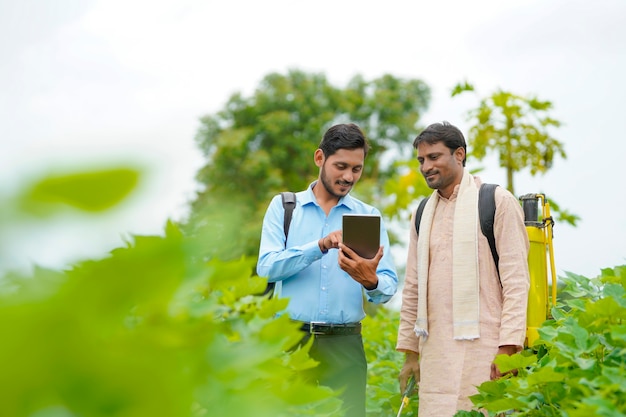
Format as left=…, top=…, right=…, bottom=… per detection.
left=451, top=82, right=566, bottom=195
left=185, top=69, right=431, bottom=260
left=451, top=82, right=578, bottom=226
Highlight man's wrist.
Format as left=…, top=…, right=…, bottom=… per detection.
left=363, top=279, right=378, bottom=291
left=497, top=345, right=520, bottom=355
left=318, top=238, right=328, bottom=253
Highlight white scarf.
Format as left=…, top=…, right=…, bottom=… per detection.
left=414, top=169, right=480, bottom=341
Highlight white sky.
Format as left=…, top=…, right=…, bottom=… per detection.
left=1, top=0, right=625, bottom=278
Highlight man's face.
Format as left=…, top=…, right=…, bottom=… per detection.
left=417, top=141, right=465, bottom=198
left=315, top=148, right=365, bottom=199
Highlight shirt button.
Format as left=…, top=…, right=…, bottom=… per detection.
left=321, top=287, right=326, bottom=291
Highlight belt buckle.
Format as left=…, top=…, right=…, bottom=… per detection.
left=309, top=321, right=326, bottom=335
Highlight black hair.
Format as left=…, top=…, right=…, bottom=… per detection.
left=413, top=121, right=467, bottom=166
left=319, top=123, right=369, bottom=158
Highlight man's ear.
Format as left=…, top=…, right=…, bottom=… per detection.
left=314, top=149, right=324, bottom=168
left=454, top=147, right=466, bottom=164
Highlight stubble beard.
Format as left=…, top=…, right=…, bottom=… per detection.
left=320, top=166, right=352, bottom=199
left=424, top=172, right=442, bottom=190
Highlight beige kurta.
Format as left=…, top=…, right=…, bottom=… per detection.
left=397, top=178, right=530, bottom=416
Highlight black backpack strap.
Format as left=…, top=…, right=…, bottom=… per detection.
left=414, top=197, right=429, bottom=235
left=281, top=191, right=297, bottom=240
left=264, top=192, right=296, bottom=297
left=479, top=183, right=499, bottom=280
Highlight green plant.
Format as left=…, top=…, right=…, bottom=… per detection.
left=461, top=265, right=626, bottom=416
left=363, top=307, right=417, bottom=417
left=0, top=167, right=342, bottom=417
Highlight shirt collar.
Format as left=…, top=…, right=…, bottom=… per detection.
left=304, top=181, right=356, bottom=210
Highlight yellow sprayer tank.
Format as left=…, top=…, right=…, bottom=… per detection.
left=519, top=193, right=557, bottom=347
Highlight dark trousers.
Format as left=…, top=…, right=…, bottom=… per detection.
left=302, top=333, right=367, bottom=417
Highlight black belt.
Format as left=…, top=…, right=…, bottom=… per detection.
left=299, top=322, right=362, bottom=336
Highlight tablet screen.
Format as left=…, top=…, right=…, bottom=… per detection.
left=342, top=214, right=380, bottom=259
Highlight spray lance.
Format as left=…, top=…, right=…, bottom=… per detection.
left=396, top=375, right=417, bottom=417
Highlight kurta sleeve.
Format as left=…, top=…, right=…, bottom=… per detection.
left=396, top=208, right=421, bottom=353
left=493, top=188, right=531, bottom=347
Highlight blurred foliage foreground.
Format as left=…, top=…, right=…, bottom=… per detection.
left=0, top=166, right=407, bottom=417
left=2, top=167, right=625, bottom=417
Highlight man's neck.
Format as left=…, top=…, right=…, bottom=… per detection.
left=438, top=181, right=462, bottom=200
left=312, top=182, right=339, bottom=215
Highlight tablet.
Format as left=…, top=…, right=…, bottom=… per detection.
left=342, top=214, right=381, bottom=259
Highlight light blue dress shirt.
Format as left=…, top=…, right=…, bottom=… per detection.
left=257, top=182, right=398, bottom=324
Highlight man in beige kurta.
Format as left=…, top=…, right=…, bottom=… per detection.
left=396, top=122, right=530, bottom=416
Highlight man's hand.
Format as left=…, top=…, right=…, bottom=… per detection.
left=490, top=345, right=520, bottom=380
left=399, top=351, right=420, bottom=394
left=337, top=243, right=382, bottom=290
left=319, top=230, right=343, bottom=253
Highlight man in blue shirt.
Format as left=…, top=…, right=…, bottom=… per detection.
left=257, top=123, right=398, bottom=417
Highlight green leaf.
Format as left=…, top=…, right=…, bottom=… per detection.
left=573, top=356, right=597, bottom=370
left=451, top=81, right=474, bottom=97
left=526, top=366, right=565, bottom=386
left=493, top=352, right=536, bottom=373
left=20, top=167, right=140, bottom=214
left=587, top=297, right=626, bottom=323
left=483, top=397, right=527, bottom=413
left=608, top=324, right=626, bottom=344
left=569, top=319, right=591, bottom=351
left=474, top=379, right=507, bottom=396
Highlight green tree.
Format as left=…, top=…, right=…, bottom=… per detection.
left=186, top=69, right=430, bottom=260
left=451, top=82, right=566, bottom=195
left=451, top=82, right=578, bottom=226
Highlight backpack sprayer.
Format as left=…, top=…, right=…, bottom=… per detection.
left=519, top=193, right=557, bottom=347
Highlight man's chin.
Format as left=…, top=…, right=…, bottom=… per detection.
left=331, top=187, right=351, bottom=198
left=337, top=185, right=352, bottom=195
left=425, top=179, right=439, bottom=189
